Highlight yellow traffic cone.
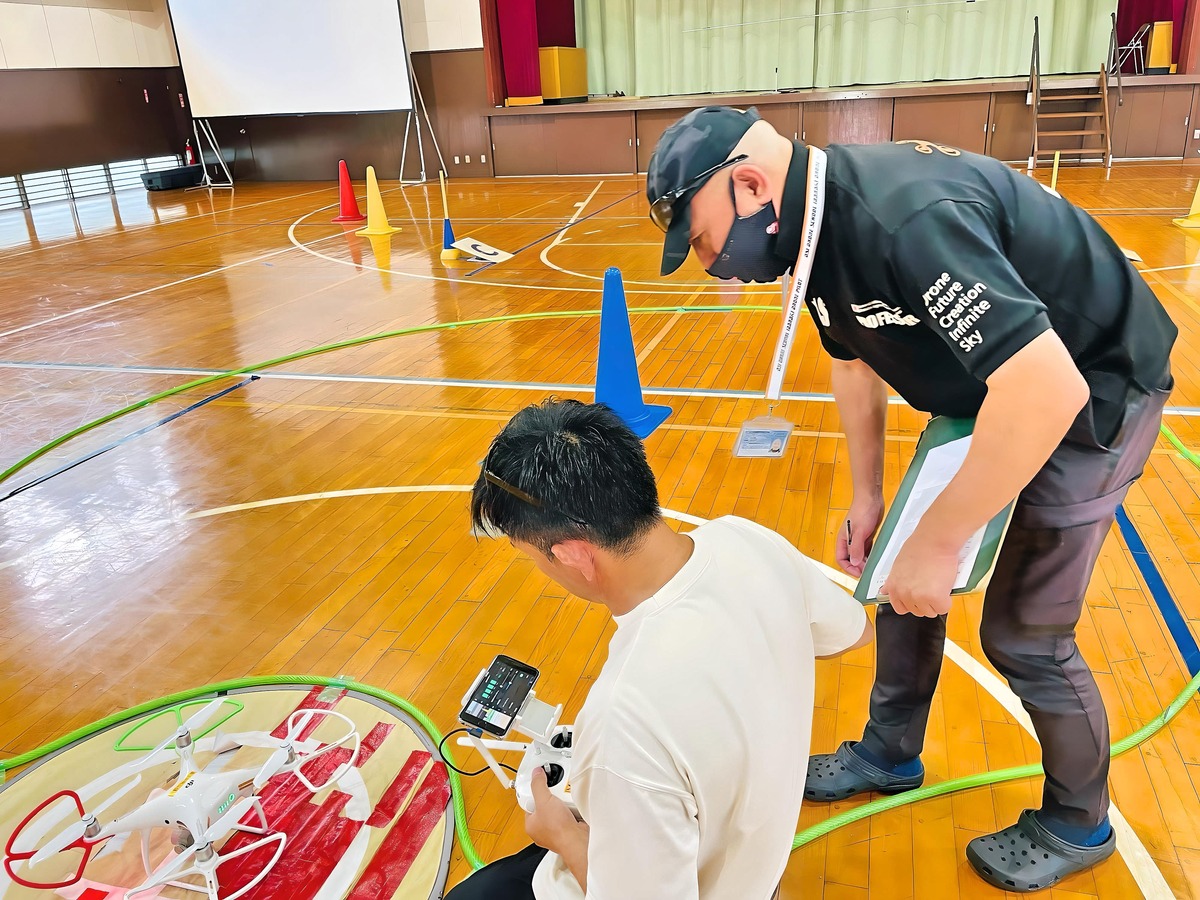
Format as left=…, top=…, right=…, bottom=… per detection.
left=356, top=166, right=401, bottom=237
left=1174, top=176, right=1200, bottom=229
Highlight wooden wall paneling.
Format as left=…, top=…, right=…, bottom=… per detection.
left=1156, top=85, right=1194, bottom=158
left=985, top=92, right=1034, bottom=162
left=801, top=98, right=893, bottom=146
left=1185, top=86, right=1200, bottom=159
left=755, top=103, right=801, bottom=142
left=490, top=115, right=556, bottom=175
left=636, top=108, right=686, bottom=172
left=552, top=110, right=635, bottom=175
left=1110, top=86, right=1165, bottom=158
left=211, top=113, right=411, bottom=182
left=411, top=49, right=495, bottom=178
left=204, top=118, right=256, bottom=181
left=892, top=93, right=991, bottom=154
left=0, top=67, right=190, bottom=177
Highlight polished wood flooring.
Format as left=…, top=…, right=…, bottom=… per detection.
left=0, top=162, right=1199, bottom=899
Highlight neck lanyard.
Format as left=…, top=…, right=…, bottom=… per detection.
left=765, top=146, right=827, bottom=402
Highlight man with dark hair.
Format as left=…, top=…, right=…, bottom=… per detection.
left=645, top=106, right=1177, bottom=891
left=449, top=398, right=871, bottom=900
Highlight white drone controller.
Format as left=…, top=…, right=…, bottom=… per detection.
left=455, top=657, right=578, bottom=816
left=513, top=724, right=574, bottom=814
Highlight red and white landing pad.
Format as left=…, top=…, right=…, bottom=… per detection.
left=0, top=686, right=452, bottom=900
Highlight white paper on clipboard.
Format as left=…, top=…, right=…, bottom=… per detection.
left=866, top=434, right=989, bottom=599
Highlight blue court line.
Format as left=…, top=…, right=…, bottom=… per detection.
left=0, top=376, right=258, bottom=502
left=1114, top=505, right=1200, bottom=676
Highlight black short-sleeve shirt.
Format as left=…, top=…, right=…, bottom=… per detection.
left=776, top=141, right=1177, bottom=445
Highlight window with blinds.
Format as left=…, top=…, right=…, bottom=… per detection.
left=1, top=155, right=184, bottom=211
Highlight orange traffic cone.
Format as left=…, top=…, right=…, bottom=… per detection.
left=332, top=159, right=366, bottom=223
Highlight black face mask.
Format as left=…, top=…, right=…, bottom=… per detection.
left=705, top=181, right=790, bottom=284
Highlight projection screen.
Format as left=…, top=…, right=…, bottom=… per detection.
left=167, top=0, right=413, bottom=117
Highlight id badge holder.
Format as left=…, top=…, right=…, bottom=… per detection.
left=733, top=415, right=794, bottom=458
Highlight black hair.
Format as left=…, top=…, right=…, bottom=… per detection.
left=471, top=399, right=661, bottom=556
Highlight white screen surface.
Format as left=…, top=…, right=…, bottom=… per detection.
left=168, top=0, right=412, bottom=117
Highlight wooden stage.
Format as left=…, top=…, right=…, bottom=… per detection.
left=0, top=160, right=1198, bottom=899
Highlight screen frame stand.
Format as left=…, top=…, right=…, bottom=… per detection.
left=189, top=118, right=234, bottom=190
left=398, top=52, right=447, bottom=186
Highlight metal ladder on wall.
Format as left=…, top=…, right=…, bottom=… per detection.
left=1028, top=13, right=1123, bottom=170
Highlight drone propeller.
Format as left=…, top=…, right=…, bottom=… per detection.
left=179, top=698, right=226, bottom=736
left=85, top=698, right=230, bottom=799
left=251, top=714, right=311, bottom=790
left=29, top=775, right=143, bottom=866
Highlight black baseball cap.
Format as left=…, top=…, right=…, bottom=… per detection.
left=646, top=106, right=762, bottom=276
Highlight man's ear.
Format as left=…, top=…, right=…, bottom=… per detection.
left=550, top=540, right=598, bottom=582
left=730, top=163, right=773, bottom=207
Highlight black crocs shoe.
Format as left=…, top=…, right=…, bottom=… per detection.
left=804, top=741, right=925, bottom=802
left=966, top=809, right=1117, bottom=892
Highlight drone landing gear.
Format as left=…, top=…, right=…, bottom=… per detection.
left=126, top=798, right=285, bottom=900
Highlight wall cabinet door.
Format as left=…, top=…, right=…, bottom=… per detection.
left=491, top=115, right=557, bottom=176
left=986, top=92, right=1034, bottom=162
left=893, top=93, right=990, bottom=155
left=553, top=111, right=636, bottom=175
left=1156, top=85, right=1193, bottom=158
left=802, top=99, right=893, bottom=146
left=636, top=109, right=686, bottom=172
left=755, top=103, right=801, bottom=142
left=1109, top=86, right=1191, bottom=159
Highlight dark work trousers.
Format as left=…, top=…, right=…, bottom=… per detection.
left=443, top=844, right=548, bottom=900
left=858, top=376, right=1173, bottom=829
left=441, top=845, right=784, bottom=898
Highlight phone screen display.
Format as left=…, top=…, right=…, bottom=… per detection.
left=459, top=655, right=539, bottom=736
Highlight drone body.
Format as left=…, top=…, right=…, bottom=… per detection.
left=3, top=699, right=360, bottom=900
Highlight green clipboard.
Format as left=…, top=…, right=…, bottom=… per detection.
left=853, top=417, right=1014, bottom=605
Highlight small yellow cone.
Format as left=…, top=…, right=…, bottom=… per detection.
left=356, top=166, right=401, bottom=237
left=1174, top=176, right=1200, bottom=229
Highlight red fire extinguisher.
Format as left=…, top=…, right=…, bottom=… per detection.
left=184, top=139, right=196, bottom=166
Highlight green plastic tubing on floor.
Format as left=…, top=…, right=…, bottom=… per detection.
left=2, top=309, right=1199, bottom=865
left=2, top=669, right=1199, bottom=871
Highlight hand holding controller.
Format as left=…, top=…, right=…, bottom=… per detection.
left=514, top=726, right=576, bottom=816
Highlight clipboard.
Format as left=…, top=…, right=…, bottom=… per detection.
left=854, top=417, right=1014, bottom=605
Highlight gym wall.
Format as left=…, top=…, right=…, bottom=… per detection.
left=0, top=0, right=188, bottom=177
left=0, top=0, right=190, bottom=176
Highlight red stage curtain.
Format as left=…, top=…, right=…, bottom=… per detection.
left=1116, top=0, right=1187, bottom=70
left=496, top=0, right=542, bottom=101
left=536, top=0, right=576, bottom=47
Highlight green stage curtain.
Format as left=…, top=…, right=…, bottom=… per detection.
left=577, top=0, right=1117, bottom=97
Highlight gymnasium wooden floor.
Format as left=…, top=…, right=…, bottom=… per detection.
left=1, top=159, right=1199, bottom=899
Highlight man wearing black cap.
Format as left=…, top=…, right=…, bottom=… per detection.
left=646, top=106, right=1177, bottom=892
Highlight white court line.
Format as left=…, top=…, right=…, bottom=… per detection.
left=810, top=557, right=1168, bottom=897
left=285, top=207, right=777, bottom=296
left=5, top=362, right=1200, bottom=420
left=537, top=185, right=723, bottom=288
left=177, top=487, right=1165, bottom=893
left=183, top=484, right=472, bottom=519
left=1141, top=261, right=1200, bottom=273
left=940, top=642, right=1170, bottom=898
left=0, top=233, right=344, bottom=342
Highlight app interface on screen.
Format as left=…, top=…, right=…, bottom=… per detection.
left=465, top=663, right=534, bottom=731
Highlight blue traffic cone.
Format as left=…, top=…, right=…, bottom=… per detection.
left=596, top=267, right=672, bottom=438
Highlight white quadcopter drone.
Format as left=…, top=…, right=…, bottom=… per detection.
left=3, top=697, right=361, bottom=900
left=453, top=655, right=576, bottom=816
